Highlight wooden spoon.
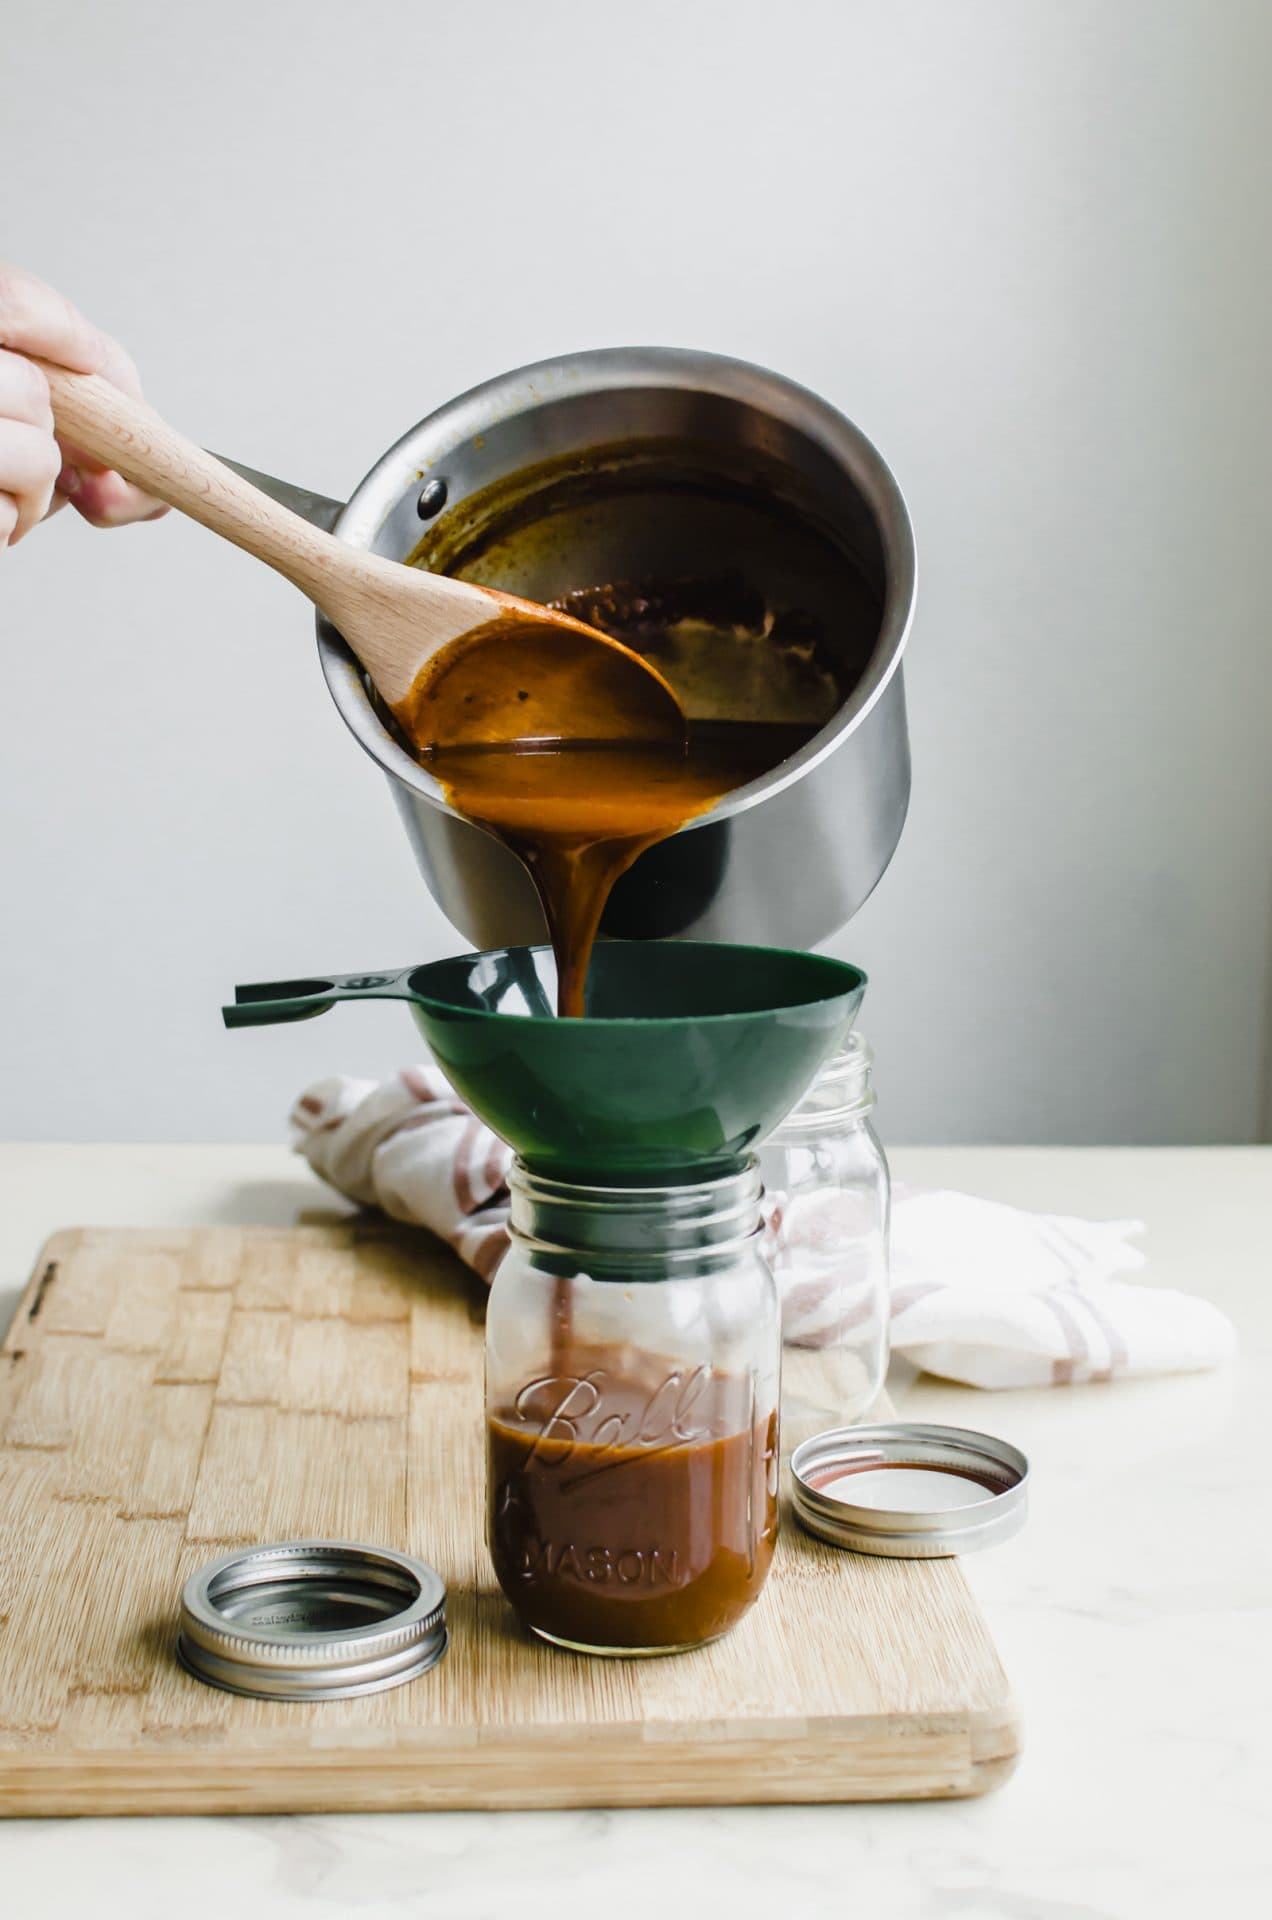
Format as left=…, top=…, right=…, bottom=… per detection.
left=41, top=366, right=687, bottom=754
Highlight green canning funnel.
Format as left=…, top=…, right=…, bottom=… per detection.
left=224, top=942, right=866, bottom=1182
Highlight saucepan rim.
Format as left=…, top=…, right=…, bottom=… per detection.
left=316, top=345, right=916, bottom=829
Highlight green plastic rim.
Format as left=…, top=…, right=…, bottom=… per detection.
left=405, top=941, right=866, bottom=1025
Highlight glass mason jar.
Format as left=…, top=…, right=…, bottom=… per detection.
left=486, top=1160, right=780, bottom=1656
left=758, top=1037, right=890, bottom=1455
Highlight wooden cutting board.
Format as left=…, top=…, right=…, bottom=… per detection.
left=0, top=1224, right=1019, bottom=1815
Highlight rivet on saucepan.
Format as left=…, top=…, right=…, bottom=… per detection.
left=417, top=479, right=448, bottom=520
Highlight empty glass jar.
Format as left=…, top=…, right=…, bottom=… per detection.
left=758, top=1036, right=891, bottom=1454
left=486, top=1160, right=780, bottom=1655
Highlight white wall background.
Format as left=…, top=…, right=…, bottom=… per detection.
left=2, top=0, right=1270, bottom=1145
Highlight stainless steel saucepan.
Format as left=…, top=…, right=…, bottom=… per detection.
left=230, top=348, right=916, bottom=951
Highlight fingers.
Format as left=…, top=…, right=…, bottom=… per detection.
left=0, top=261, right=110, bottom=375
left=56, top=429, right=169, bottom=527
left=59, top=462, right=169, bottom=529
left=91, top=333, right=144, bottom=401
left=0, top=263, right=168, bottom=543
left=0, top=345, right=53, bottom=428
left=0, top=418, right=62, bottom=545
left=0, top=312, right=165, bottom=530
left=0, top=351, right=101, bottom=540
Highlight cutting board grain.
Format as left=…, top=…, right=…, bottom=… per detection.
left=0, top=1225, right=1019, bottom=1815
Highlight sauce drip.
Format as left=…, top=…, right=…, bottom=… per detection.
left=424, top=730, right=796, bottom=1018
left=399, top=594, right=820, bottom=1017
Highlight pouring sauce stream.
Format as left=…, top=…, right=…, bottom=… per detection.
left=395, top=583, right=829, bottom=1018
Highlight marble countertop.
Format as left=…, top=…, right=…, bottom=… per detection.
left=0, top=1142, right=1266, bottom=1919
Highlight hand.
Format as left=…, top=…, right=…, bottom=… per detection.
left=0, top=262, right=168, bottom=550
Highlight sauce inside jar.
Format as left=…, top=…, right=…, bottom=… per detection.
left=488, top=1350, right=779, bottom=1652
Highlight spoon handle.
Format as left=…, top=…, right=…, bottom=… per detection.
left=40, top=363, right=356, bottom=601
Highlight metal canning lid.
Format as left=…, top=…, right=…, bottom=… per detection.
left=790, top=1423, right=1029, bottom=1558
left=177, top=1541, right=447, bottom=1700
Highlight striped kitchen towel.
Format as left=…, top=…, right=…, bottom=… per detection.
left=291, top=1069, right=1236, bottom=1389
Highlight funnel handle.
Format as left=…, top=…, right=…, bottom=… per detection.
left=223, top=968, right=418, bottom=1028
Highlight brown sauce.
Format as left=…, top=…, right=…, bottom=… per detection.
left=392, top=580, right=824, bottom=1016
left=396, top=449, right=884, bottom=1015
left=488, top=1351, right=778, bottom=1650
left=391, top=610, right=687, bottom=761
left=423, top=726, right=806, bottom=1019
